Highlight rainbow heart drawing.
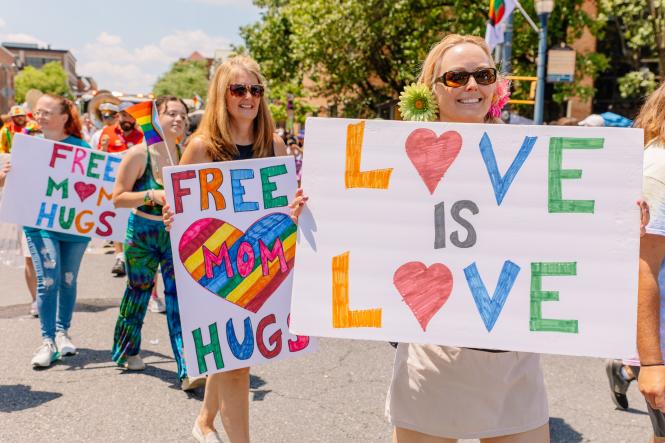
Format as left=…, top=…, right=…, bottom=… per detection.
left=178, top=213, right=297, bottom=313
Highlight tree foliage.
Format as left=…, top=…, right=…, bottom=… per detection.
left=242, top=0, right=606, bottom=117
left=14, top=62, right=70, bottom=103
left=599, top=0, right=665, bottom=98
left=153, top=60, right=210, bottom=100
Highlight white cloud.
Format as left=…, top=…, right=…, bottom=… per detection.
left=96, top=32, right=122, bottom=46
left=74, top=30, right=232, bottom=94
left=0, top=18, right=6, bottom=29
left=0, top=33, right=47, bottom=46
left=159, top=30, right=230, bottom=58
left=79, top=60, right=156, bottom=94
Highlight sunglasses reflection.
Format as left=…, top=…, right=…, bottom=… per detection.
left=229, top=83, right=265, bottom=98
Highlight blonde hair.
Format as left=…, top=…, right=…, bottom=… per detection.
left=418, top=34, right=501, bottom=123
left=191, top=55, right=275, bottom=161
left=634, top=82, right=665, bottom=146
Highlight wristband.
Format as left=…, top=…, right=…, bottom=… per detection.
left=640, top=362, right=665, bottom=367
left=143, top=191, right=153, bottom=206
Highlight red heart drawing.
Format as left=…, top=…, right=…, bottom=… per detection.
left=74, top=182, right=97, bottom=202
left=393, top=262, right=453, bottom=331
left=405, top=129, right=462, bottom=194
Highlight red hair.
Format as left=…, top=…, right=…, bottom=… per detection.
left=43, top=93, right=83, bottom=139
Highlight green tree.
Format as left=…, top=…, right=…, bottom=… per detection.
left=153, top=60, right=210, bottom=100
left=14, top=62, right=70, bottom=103
left=599, top=0, right=665, bottom=98
left=242, top=0, right=606, bottom=117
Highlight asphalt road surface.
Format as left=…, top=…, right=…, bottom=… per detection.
left=0, top=245, right=653, bottom=442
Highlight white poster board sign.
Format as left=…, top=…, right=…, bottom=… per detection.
left=163, top=156, right=316, bottom=376
left=0, top=134, right=129, bottom=241
left=290, top=118, right=643, bottom=358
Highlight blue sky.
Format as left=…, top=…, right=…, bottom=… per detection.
left=0, top=0, right=261, bottom=93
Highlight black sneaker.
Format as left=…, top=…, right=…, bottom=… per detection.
left=605, top=359, right=633, bottom=409
left=111, top=257, right=126, bottom=277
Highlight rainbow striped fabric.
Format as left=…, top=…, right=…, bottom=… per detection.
left=124, top=101, right=164, bottom=146
left=489, top=0, right=507, bottom=26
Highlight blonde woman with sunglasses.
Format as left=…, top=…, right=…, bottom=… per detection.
left=286, top=34, right=549, bottom=443
left=164, top=55, right=287, bottom=443
left=380, top=34, right=550, bottom=443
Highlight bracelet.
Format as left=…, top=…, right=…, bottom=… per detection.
left=143, top=190, right=153, bottom=206
left=640, top=362, right=665, bottom=367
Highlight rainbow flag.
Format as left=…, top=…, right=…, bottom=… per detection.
left=125, top=101, right=164, bottom=146
left=485, top=0, right=516, bottom=51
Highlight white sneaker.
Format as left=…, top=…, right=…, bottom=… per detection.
left=55, top=330, right=76, bottom=356
left=29, top=302, right=38, bottom=317
left=192, top=421, right=223, bottom=443
left=148, top=296, right=166, bottom=313
left=124, top=354, right=146, bottom=371
left=181, top=375, right=207, bottom=391
left=31, top=339, right=60, bottom=367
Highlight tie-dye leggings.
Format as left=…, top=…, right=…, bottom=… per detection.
left=111, top=213, right=186, bottom=380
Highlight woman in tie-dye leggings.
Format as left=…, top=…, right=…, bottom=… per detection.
left=110, top=96, right=204, bottom=391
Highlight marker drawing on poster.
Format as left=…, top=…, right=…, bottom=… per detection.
left=0, top=134, right=129, bottom=241
left=164, top=156, right=315, bottom=376
left=289, top=118, right=643, bottom=358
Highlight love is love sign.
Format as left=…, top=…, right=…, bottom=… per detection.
left=163, top=156, right=315, bottom=376
left=289, top=118, right=643, bottom=358
left=0, top=134, right=130, bottom=241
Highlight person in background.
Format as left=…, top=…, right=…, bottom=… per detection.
left=0, top=105, right=41, bottom=316
left=81, top=113, right=96, bottom=144
left=286, top=136, right=303, bottom=182
left=90, top=102, right=119, bottom=149
left=98, top=101, right=144, bottom=153
left=0, top=105, right=40, bottom=153
left=99, top=102, right=145, bottom=279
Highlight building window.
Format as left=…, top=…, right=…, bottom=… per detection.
left=25, top=57, right=59, bottom=69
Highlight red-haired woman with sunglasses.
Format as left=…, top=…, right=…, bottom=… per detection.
left=164, top=55, right=287, bottom=443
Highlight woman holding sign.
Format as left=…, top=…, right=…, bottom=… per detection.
left=386, top=35, right=550, bottom=443
left=23, top=94, right=91, bottom=368
left=164, top=55, right=287, bottom=443
left=110, top=96, right=202, bottom=389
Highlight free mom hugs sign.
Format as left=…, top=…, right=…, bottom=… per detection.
left=289, top=118, right=643, bottom=358
left=0, top=134, right=129, bottom=241
left=164, top=156, right=315, bottom=376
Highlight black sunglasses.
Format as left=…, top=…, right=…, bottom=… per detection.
left=437, top=68, right=497, bottom=88
left=229, top=83, right=265, bottom=98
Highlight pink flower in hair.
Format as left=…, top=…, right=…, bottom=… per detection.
left=488, top=78, right=511, bottom=119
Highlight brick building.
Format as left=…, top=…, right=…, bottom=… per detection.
left=0, top=45, right=17, bottom=113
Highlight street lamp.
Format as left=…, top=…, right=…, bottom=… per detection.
left=533, top=0, right=555, bottom=125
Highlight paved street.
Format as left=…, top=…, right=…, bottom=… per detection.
left=0, top=245, right=654, bottom=442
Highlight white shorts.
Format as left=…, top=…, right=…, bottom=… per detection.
left=386, top=344, right=549, bottom=439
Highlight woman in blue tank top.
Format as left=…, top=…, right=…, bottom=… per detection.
left=110, top=96, right=200, bottom=389
left=167, top=56, right=288, bottom=443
